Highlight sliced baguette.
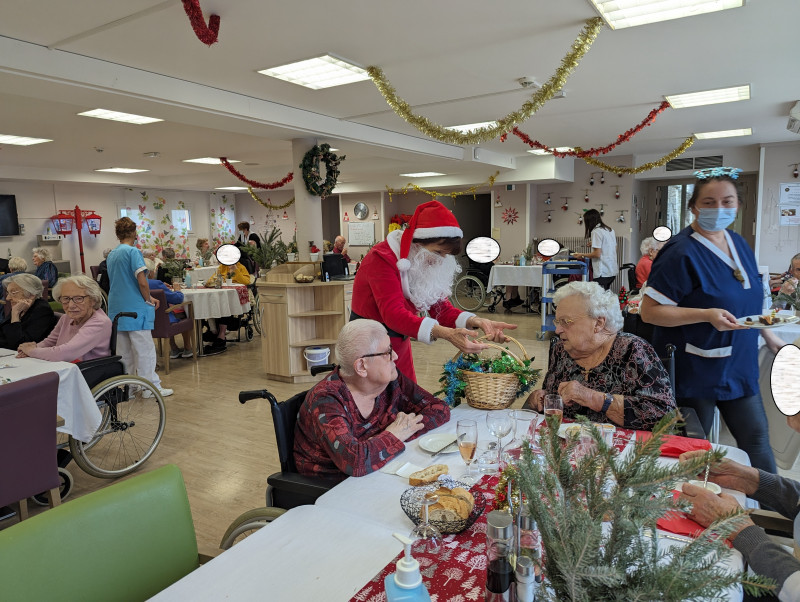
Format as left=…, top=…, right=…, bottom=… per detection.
left=408, top=464, right=449, bottom=487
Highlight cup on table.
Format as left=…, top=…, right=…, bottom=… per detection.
left=543, top=394, right=563, bottom=418
left=600, top=423, right=615, bottom=447
left=225, top=278, right=233, bottom=286
left=172, top=278, right=182, bottom=291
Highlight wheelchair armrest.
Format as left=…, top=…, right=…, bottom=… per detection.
left=677, top=407, right=706, bottom=440
left=77, top=355, right=123, bottom=374
left=750, top=510, right=795, bottom=536
left=266, top=471, right=341, bottom=496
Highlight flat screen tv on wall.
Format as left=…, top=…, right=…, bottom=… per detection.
left=0, top=195, right=20, bottom=236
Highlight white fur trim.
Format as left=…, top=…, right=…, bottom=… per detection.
left=455, top=312, right=474, bottom=329
left=413, top=225, right=463, bottom=240
left=397, top=258, right=411, bottom=272
left=417, top=316, right=438, bottom=344
left=387, top=229, right=403, bottom=257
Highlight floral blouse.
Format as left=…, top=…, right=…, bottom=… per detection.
left=542, top=332, right=676, bottom=431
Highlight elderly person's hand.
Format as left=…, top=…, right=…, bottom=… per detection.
left=384, top=411, right=425, bottom=441
left=525, top=389, right=546, bottom=412
left=558, top=380, right=602, bottom=410
left=10, top=297, right=33, bottom=321
left=779, top=277, right=798, bottom=296
left=16, top=342, right=37, bottom=358
left=468, top=317, right=517, bottom=343
left=678, top=450, right=760, bottom=495
left=680, top=482, right=753, bottom=536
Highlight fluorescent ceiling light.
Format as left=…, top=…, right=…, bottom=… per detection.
left=444, top=121, right=499, bottom=133
left=399, top=172, right=446, bottom=178
left=0, top=134, right=52, bottom=145
left=183, top=158, right=240, bottom=164
left=666, top=85, right=750, bottom=109
left=95, top=167, right=150, bottom=173
left=588, top=0, right=743, bottom=29
left=78, top=109, right=163, bottom=124
left=214, top=187, right=248, bottom=191
left=258, top=54, right=369, bottom=90
left=694, top=128, right=752, bottom=139
left=527, top=147, right=575, bottom=156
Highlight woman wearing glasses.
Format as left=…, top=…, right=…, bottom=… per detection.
left=17, top=274, right=111, bottom=362
left=0, top=273, right=56, bottom=350
left=524, top=281, right=675, bottom=431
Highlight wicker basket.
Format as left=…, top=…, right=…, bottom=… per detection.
left=456, top=335, right=530, bottom=411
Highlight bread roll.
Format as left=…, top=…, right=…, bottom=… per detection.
left=408, top=464, right=449, bottom=487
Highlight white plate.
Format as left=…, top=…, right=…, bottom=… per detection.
left=737, top=314, right=800, bottom=329
left=418, top=433, right=459, bottom=454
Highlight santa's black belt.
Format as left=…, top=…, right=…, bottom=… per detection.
left=349, top=310, right=408, bottom=340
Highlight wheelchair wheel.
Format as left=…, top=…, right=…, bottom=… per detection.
left=452, top=275, right=485, bottom=312
left=31, top=467, right=73, bottom=506
left=69, top=375, right=166, bottom=478
left=252, top=291, right=262, bottom=335
left=219, top=507, right=285, bottom=550
left=245, top=325, right=254, bottom=341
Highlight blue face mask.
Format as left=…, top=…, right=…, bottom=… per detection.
left=695, top=208, right=737, bottom=231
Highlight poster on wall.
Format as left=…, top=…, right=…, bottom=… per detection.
left=778, top=183, right=800, bottom=225
left=348, top=221, right=375, bottom=246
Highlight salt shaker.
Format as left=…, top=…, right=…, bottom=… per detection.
left=514, top=556, right=536, bottom=602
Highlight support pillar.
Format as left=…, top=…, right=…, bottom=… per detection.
left=292, top=138, right=324, bottom=261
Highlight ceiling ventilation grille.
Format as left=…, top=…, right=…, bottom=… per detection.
left=666, top=155, right=723, bottom=171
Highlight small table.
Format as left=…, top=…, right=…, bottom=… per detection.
left=487, top=264, right=543, bottom=313
left=181, top=286, right=251, bottom=355
left=184, top=266, right=217, bottom=287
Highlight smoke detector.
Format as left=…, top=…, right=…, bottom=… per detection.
left=518, top=77, right=538, bottom=89
left=143, top=151, right=161, bottom=158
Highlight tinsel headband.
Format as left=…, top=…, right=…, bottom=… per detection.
left=694, top=167, right=742, bottom=180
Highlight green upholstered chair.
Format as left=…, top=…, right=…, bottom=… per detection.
left=0, top=464, right=201, bottom=601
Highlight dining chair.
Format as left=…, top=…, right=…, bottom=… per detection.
left=0, top=372, right=61, bottom=523
left=89, top=265, right=100, bottom=280
left=150, top=288, right=196, bottom=374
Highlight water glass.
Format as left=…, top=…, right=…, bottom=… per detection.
left=502, top=410, right=540, bottom=467
left=543, top=394, right=563, bottom=418
left=486, top=410, right=514, bottom=469
left=410, top=491, right=442, bottom=554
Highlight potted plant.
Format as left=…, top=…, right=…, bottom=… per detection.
left=309, top=242, right=321, bottom=262
left=287, top=236, right=298, bottom=262
left=249, top=227, right=288, bottom=271
left=522, top=240, right=534, bottom=265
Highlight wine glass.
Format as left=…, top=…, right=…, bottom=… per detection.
left=486, top=410, right=514, bottom=468
left=502, top=409, right=540, bottom=467
left=457, top=419, right=478, bottom=485
left=543, top=394, right=563, bottom=418
left=410, top=491, right=442, bottom=554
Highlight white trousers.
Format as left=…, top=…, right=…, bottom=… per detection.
left=116, top=329, right=162, bottom=389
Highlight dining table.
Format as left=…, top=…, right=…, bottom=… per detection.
left=0, top=347, right=101, bottom=443
left=180, top=285, right=251, bottom=355
left=151, top=405, right=752, bottom=601
left=487, top=264, right=543, bottom=313
left=184, top=266, right=217, bottom=287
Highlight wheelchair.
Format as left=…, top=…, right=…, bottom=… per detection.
left=35, top=312, right=167, bottom=504
left=452, top=258, right=505, bottom=313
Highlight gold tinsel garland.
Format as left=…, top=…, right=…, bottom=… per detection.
left=366, top=18, right=603, bottom=145
left=577, top=136, right=695, bottom=175
left=386, top=171, right=499, bottom=203
left=248, top=187, right=295, bottom=210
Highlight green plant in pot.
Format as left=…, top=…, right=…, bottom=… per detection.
left=522, top=240, right=534, bottom=263
left=511, top=412, right=775, bottom=601
left=247, top=227, right=288, bottom=270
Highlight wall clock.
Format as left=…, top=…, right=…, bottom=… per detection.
left=353, top=202, right=369, bottom=220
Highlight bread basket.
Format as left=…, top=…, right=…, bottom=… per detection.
left=400, top=481, right=486, bottom=534
left=455, top=335, right=530, bottom=410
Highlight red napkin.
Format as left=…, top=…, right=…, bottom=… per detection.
left=656, top=490, right=732, bottom=547
left=638, top=432, right=711, bottom=458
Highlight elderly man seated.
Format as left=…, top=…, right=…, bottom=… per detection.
left=294, top=319, right=451, bottom=480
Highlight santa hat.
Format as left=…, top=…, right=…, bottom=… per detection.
left=397, top=200, right=463, bottom=272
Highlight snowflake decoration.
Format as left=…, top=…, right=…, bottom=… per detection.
left=502, top=207, right=519, bottom=225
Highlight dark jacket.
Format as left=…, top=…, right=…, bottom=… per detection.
left=0, top=297, right=57, bottom=350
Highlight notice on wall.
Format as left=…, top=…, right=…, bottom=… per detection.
left=348, top=221, right=375, bottom=246
left=779, top=183, right=800, bottom=225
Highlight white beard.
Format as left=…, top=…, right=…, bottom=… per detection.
left=405, top=245, right=461, bottom=312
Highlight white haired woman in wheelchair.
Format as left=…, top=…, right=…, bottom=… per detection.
left=17, top=274, right=111, bottom=362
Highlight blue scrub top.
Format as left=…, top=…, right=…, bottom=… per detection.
left=107, top=243, right=154, bottom=331
left=646, top=226, right=763, bottom=400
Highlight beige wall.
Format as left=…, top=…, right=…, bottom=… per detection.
left=757, top=141, right=800, bottom=271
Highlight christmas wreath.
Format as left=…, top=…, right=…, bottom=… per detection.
left=299, top=143, right=345, bottom=199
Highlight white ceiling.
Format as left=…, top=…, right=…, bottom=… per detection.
left=0, top=0, right=797, bottom=192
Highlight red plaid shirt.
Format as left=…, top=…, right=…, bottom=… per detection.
left=294, top=368, right=450, bottom=478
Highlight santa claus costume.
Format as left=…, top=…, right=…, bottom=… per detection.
left=351, top=201, right=475, bottom=382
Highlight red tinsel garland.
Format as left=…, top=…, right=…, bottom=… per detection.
left=182, top=0, right=220, bottom=46
left=220, top=158, right=294, bottom=190
left=507, top=101, right=671, bottom=158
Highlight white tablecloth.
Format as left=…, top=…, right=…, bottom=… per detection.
left=185, top=266, right=217, bottom=287
left=487, top=264, right=543, bottom=290
left=181, top=287, right=251, bottom=320
left=0, top=349, right=101, bottom=442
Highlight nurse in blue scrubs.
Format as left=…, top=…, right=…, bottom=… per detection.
left=641, top=167, right=783, bottom=473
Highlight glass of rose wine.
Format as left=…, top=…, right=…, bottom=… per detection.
left=456, top=419, right=478, bottom=485
left=543, top=393, right=563, bottom=418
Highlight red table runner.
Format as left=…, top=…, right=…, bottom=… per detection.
left=222, top=284, right=249, bottom=306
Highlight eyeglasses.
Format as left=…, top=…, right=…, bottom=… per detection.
left=552, top=315, right=587, bottom=328
left=59, top=295, right=88, bottom=305
left=360, top=344, right=393, bottom=360
left=5, top=289, right=25, bottom=298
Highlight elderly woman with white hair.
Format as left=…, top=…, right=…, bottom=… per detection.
left=17, top=274, right=111, bottom=362
left=0, top=256, right=28, bottom=286
left=525, top=281, right=675, bottom=430
left=294, top=319, right=451, bottom=480
left=32, top=246, right=58, bottom=289
left=0, top=273, right=56, bottom=350
left=635, top=237, right=663, bottom=290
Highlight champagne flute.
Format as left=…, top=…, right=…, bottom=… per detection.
left=543, top=394, right=563, bottom=418
left=457, top=419, right=478, bottom=485
left=486, top=410, right=514, bottom=468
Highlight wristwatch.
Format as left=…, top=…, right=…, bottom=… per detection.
left=601, top=393, right=613, bottom=414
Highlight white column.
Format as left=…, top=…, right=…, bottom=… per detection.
left=291, top=138, right=324, bottom=261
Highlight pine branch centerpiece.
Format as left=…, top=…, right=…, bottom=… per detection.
left=512, top=412, right=775, bottom=600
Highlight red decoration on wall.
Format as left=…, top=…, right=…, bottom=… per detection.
left=220, top=158, right=293, bottom=189
left=182, top=0, right=221, bottom=46
left=508, top=101, right=670, bottom=158
left=502, top=207, right=519, bottom=225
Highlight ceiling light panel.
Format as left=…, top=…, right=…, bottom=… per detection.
left=183, top=158, right=239, bottom=164
left=214, top=187, right=248, bottom=191
left=95, top=167, right=150, bottom=173
left=0, top=134, right=52, bottom=145
left=78, top=109, right=163, bottom=124
left=588, top=0, right=744, bottom=29
left=666, top=85, right=750, bottom=109
left=399, top=172, right=445, bottom=178
left=445, top=122, right=499, bottom=133
left=527, top=147, right=575, bottom=155
left=694, top=128, right=752, bottom=139
left=258, top=55, right=369, bottom=90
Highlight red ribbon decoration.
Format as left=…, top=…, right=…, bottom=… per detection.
left=182, top=0, right=220, bottom=46
left=220, top=158, right=294, bottom=190
left=509, top=101, right=671, bottom=158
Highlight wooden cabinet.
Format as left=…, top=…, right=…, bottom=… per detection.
left=257, top=279, right=353, bottom=383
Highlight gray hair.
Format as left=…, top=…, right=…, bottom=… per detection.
left=32, top=247, right=52, bottom=262
left=162, top=248, right=176, bottom=260
left=53, top=274, right=104, bottom=310
left=142, top=249, right=155, bottom=259
left=640, top=237, right=660, bottom=256
left=3, top=273, right=44, bottom=298
left=8, top=256, right=27, bottom=272
left=102, top=248, right=112, bottom=259
left=144, top=258, right=156, bottom=276
left=553, top=280, right=623, bottom=333
left=336, top=319, right=387, bottom=377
